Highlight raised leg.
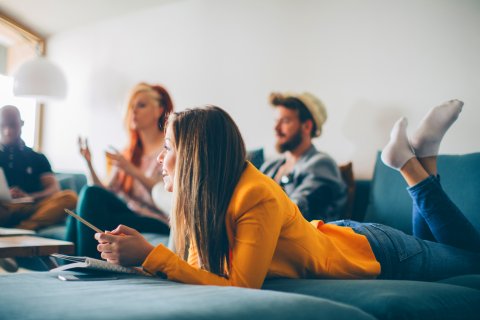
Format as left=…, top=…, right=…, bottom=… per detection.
left=399, top=158, right=436, bottom=241
left=381, top=100, right=478, bottom=251
left=416, top=156, right=437, bottom=177
left=381, top=117, right=436, bottom=241
left=407, top=177, right=480, bottom=252
left=399, top=158, right=429, bottom=187
left=412, top=201, right=436, bottom=242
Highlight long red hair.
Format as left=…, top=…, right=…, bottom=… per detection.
left=117, top=83, right=174, bottom=194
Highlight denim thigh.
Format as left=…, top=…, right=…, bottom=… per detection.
left=328, top=220, right=480, bottom=281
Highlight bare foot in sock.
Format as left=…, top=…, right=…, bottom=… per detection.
left=410, top=100, right=463, bottom=157
left=381, top=117, right=415, bottom=170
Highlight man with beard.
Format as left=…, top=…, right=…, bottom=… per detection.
left=260, top=92, right=347, bottom=221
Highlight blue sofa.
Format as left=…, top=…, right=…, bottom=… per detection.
left=1, top=153, right=479, bottom=319
left=264, top=152, right=480, bottom=319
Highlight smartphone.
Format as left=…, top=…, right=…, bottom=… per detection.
left=58, top=274, right=119, bottom=281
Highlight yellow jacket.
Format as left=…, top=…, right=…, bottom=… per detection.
left=143, top=162, right=380, bottom=288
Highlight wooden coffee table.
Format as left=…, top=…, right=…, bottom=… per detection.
left=0, top=235, right=74, bottom=258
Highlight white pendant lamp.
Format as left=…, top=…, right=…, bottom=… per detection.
left=13, top=56, right=67, bottom=101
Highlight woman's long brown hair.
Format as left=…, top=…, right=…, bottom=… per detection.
left=169, top=106, right=246, bottom=276
left=118, top=83, right=174, bottom=194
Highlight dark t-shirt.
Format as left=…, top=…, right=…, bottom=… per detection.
left=0, top=142, right=53, bottom=193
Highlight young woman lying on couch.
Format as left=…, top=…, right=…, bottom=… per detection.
left=95, top=101, right=479, bottom=288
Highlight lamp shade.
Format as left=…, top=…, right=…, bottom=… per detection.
left=13, top=56, right=67, bottom=101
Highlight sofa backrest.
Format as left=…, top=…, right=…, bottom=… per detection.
left=247, top=148, right=265, bottom=169
left=364, top=152, right=480, bottom=234
left=55, top=172, right=87, bottom=193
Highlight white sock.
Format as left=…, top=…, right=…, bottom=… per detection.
left=381, top=117, right=415, bottom=170
left=410, top=100, right=463, bottom=157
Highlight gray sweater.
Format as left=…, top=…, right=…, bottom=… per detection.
left=260, top=145, right=347, bottom=221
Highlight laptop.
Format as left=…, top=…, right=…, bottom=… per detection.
left=0, top=167, right=34, bottom=204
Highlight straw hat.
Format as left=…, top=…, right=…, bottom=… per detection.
left=269, top=92, right=327, bottom=137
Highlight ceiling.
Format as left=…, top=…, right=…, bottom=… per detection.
left=0, top=0, right=175, bottom=38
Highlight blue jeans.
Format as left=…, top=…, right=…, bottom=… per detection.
left=330, top=176, right=480, bottom=281
left=410, top=176, right=480, bottom=252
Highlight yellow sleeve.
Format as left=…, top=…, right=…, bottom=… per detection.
left=142, top=201, right=283, bottom=288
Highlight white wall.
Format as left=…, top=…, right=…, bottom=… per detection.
left=0, top=44, right=6, bottom=74
left=43, top=0, right=480, bottom=179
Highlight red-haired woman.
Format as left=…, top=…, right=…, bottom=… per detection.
left=66, top=83, right=173, bottom=258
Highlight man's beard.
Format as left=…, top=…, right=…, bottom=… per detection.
left=275, top=129, right=303, bottom=153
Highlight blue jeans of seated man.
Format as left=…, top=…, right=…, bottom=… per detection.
left=329, top=176, right=480, bottom=281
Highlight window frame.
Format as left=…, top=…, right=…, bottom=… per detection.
left=0, top=12, right=45, bottom=151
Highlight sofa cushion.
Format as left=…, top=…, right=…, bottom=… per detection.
left=263, top=278, right=480, bottom=320
left=55, top=172, right=88, bottom=193
left=364, top=152, right=480, bottom=234
left=142, top=232, right=170, bottom=246
left=0, top=272, right=375, bottom=320
left=247, top=148, right=265, bottom=169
